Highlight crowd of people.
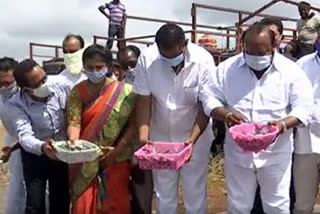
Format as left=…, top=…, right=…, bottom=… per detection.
left=1, top=0, right=320, bottom=214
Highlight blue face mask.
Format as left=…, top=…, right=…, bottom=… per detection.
left=161, top=52, right=184, bottom=67
left=84, top=68, right=110, bottom=84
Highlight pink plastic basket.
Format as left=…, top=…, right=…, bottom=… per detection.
left=229, top=123, right=279, bottom=153
left=134, top=142, right=192, bottom=170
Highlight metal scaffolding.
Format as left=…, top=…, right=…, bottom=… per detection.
left=30, top=0, right=320, bottom=63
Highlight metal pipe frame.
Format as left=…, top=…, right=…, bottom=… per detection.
left=127, top=15, right=235, bottom=31
left=93, top=30, right=193, bottom=44
left=193, top=3, right=298, bottom=22
left=29, top=42, right=62, bottom=59
left=31, top=1, right=320, bottom=59
left=239, top=0, right=280, bottom=25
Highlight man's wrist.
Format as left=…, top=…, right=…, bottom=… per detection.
left=39, top=141, right=46, bottom=154
left=280, top=120, right=288, bottom=132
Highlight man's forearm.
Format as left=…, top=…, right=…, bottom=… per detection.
left=136, top=95, right=151, bottom=142
left=210, top=107, right=229, bottom=122
left=98, top=7, right=110, bottom=19
left=282, top=116, right=300, bottom=129
left=187, top=108, right=210, bottom=144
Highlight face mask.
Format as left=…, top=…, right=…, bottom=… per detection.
left=111, top=73, right=118, bottom=81
left=64, top=49, right=84, bottom=75
left=0, top=82, right=18, bottom=98
left=32, top=82, right=51, bottom=98
left=245, top=53, right=272, bottom=71
left=85, top=68, right=109, bottom=84
left=316, top=41, right=320, bottom=57
left=161, top=52, right=184, bottom=67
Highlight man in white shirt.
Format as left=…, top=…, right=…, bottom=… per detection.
left=58, top=34, right=87, bottom=88
left=209, top=23, right=313, bottom=214
left=294, top=34, right=320, bottom=214
left=0, top=57, right=25, bottom=214
left=133, top=23, right=217, bottom=214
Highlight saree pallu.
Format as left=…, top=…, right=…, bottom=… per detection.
left=67, top=81, right=136, bottom=214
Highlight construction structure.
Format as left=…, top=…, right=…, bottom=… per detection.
left=30, top=0, right=320, bottom=72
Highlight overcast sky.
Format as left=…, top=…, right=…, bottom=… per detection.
left=1, top=0, right=320, bottom=62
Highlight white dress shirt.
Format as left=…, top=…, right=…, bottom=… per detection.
left=295, top=52, right=320, bottom=154
left=52, top=69, right=87, bottom=89
left=211, top=52, right=313, bottom=168
left=133, top=42, right=217, bottom=161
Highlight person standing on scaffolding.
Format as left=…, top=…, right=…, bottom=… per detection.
left=98, top=0, right=126, bottom=50
left=285, top=1, right=320, bottom=59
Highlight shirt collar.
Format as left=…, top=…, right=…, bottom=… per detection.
left=184, top=42, right=199, bottom=64
left=238, top=51, right=283, bottom=72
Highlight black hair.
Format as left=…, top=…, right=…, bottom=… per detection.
left=299, top=1, right=311, bottom=9
left=62, top=34, right=85, bottom=52
left=155, top=23, right=186, bottom=50
left=243, top=23, right=276, bottom=47
left=82, top=44, right=113, bottom=66
left=112, top=60, right=123, bottom=69
left=117, top=45, right=141, bottom=59
left=14, top=59, right=39, bottom=88
left=0, top=57, right=18, bottom=73
left=260, top=17, right=284, bottom=34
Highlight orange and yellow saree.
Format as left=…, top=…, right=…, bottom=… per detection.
left=67, top=80, right=136, bottom=214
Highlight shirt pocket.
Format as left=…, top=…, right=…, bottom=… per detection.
left=182, top=86, right=198, bottom=105
left=260, top=83, right=287, bottom=112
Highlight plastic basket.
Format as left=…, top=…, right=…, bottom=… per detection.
left=229, top=123, right=279, bottom=153
left=134, top=142, right=192, bottom=170
left=53, top=140, right=100, bottom=164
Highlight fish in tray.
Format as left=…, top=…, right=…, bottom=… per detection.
left=53, top=140, right=100, bottom=164
left=57, top=141, right=96, bottom=152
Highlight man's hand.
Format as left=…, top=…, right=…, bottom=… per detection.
left=1, top=146, right=12, bottom=163
left=139, top=137, right=152, bottom=145
left=268, top=120, right=286, bottom=135
left=184, top=142, right=193, bottom=163
left=185, top=138, right=195, bottom=145
left=41, top=140, right=57, bottom=160
left=225, top=111, right=248, bottom=127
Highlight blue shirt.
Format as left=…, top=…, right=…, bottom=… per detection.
left=9, top=78, right=71, bottom=156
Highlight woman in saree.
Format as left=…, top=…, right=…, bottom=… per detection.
left=67, top=44, right=137, bottom=214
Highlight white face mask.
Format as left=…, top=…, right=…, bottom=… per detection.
left=64, top=48, right=84, bottom=75
left=0, top=82, right=18, bottom=98
left=32, top=82, right=51, bottom=98
left=245, top=53, right=272, bottom=71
